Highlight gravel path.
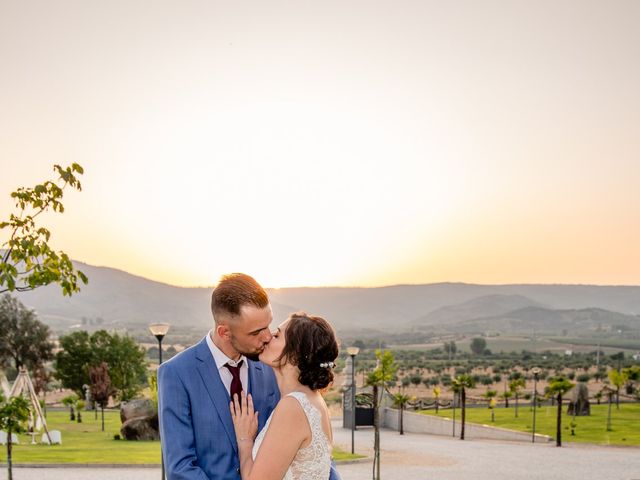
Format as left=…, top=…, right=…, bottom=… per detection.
left=3, top=420, right=640, bottom=480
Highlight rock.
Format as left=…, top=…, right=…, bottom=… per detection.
left=120, top=414, right=160, bottom=441
left=567, top=382, right=591, bottom=416
left=120, top=398, right=156, bottom=423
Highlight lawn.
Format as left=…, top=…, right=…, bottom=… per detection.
left=419, top=402, right=640, bottom=446
left=0, top=410, right=363, bottom=464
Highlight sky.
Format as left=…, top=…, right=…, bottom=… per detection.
left=1, top=0, right=639, bottom=288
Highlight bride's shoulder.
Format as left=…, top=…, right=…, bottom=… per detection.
left=272, top=393, right=308, bottom=418
left=265, top=394, right=312, bottom=442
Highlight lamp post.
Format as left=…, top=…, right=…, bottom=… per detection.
left=531, top=367, right=541, bottom=443
left=346, top=346, right=360, bottom=454
left=149, top=322, right=170, bottom=480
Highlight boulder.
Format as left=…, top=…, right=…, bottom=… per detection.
left=120, top=398, right=156, bottom=423
left=567, top=382, right=591, bottom=416
left=120, top=413, right=160, bottom=441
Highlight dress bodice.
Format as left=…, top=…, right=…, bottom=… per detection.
left=252, top=391, right=332, bottom=480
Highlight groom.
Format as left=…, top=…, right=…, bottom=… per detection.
left=158, top=273, right=341, bottom=479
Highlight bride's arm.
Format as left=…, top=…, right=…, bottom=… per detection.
left=231, top=393, right=310, bottom=480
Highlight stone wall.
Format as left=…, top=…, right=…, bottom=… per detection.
left=382, top=408, right=552, bottom=443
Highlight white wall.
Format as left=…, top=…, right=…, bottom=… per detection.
left=382, top=408, right=552, bottom=443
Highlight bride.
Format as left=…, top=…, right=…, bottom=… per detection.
left=230, top=312, right=340, bottom=480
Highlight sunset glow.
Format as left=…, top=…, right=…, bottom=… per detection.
left=1, top=1, right=639, bottom=288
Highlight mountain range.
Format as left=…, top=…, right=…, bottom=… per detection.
left=12, top=261, right=640, bottom=337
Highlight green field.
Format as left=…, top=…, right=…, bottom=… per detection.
left=0, top=410, right=362, bottom=464
left=420, top=402, right=640, bottom=446
left=390, top=335, right=639, bottom=355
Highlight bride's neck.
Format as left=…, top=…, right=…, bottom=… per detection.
left=274, top=364, right=308, bottom=396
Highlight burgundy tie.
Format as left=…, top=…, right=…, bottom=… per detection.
left=225, top=360, right=244, bottom=402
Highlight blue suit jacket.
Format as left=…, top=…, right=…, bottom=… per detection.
left=158, top=336, right=342, bottom=480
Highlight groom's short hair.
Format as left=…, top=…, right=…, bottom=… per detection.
left=211, top=273, right=269, bottom=324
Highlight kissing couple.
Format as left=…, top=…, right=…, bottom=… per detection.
left=158, top=273, right=342, bottom=480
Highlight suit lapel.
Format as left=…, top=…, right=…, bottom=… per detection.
left=248, top=360, right=276, bottom=431
left=194, top=338, right=238, bottom=453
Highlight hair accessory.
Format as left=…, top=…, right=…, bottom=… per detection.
left=319, top=361, right=335, bottom=369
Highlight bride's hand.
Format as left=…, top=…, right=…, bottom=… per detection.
left=230, top=391, right=259, bottom=445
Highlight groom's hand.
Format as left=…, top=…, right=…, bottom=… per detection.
left=230, top=392, right=259, bottom=444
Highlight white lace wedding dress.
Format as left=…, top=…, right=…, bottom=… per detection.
left=252, top=391, right=332, bottom=480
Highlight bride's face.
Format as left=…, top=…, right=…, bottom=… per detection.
left=259, top=319, right=289, bottom=367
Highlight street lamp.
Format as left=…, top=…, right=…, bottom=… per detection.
left=346, top=346, right=360, bottom=454
left=149, top=323, right=170, bottom=365
left=149, top=322, right=170, bottom=480
left=531, top=367, right=541, bottom=443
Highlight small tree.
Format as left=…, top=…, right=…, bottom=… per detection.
left=603, top=386, right=616, bottom=431
left=0, top=163, right=87, bottom=296
left=451, top=374, right=476, bottom=440
left=366, top=350, right=397, bottom=480
left=484, top=390, right=497, bottom=422
left=501, top=390, right=513, bottom=408
left=90, top=362, right=114, bottom=431
left=75, top=399, right=85, bottom=423
left=61, top=394, right=78, bottom=421
left=623, top=366, right=640, bottom=395
left=547, top=376, right=574, bottom=447
left=392, top=391, right=411, bottom=435
left=509, top=378, right=525, bottom=418
left=0, top=394, right=30, bottom=480
left=608, top=369, right=627, bottom=410
left=433, top=386, right=441, bottom=414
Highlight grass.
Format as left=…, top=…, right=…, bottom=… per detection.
left=419, top=402, right=640, bottom=446
left=0, top=410, right=363, bottom=464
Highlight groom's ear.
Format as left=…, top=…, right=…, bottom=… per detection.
left=216, top=324, right=231, bottom=340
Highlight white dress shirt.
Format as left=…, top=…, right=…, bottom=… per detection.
left=206, top=331, right=248, bottom=396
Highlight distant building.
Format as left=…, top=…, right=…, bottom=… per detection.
left=565, top=349, right=573, bottom=356
left=633, top=352, right=640, bottom=361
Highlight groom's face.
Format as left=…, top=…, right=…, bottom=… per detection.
left=227, top=303, right=274, bottom=361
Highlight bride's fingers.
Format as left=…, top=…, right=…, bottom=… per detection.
left=242, top=391, right=251, bottom=413
left=247, top=393, right=255, bottom=414
left=233, top=393, right=242, bottom=415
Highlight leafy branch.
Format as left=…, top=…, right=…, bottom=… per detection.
left=0, top=163, right=88, bottom=296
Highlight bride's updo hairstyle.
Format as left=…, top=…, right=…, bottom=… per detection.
left=276, top=312, right=339, bottom=391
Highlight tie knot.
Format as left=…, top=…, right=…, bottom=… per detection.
left=225, top=360, right=243, bottom=373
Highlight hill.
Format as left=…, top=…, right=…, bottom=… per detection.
left=12, top=261, right=640, bottom=337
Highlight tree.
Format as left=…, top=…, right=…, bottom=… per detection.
left=90, top=362, right=114, bottom=432
left=603, top=386, right=616, bottom=431
left=0, top=163, right=87, bottom=296
left=484, top=389, right=497, bottom=422
left=623, top=366, right=640, bottom=395
left=444, top=341, right=457, bottom=359
left=55, top=330, right=147, bottom=401
left=61, top=394, right=78, bottom=421
left=409, top=374, right=423, bottom=387
left=470, top=337, right=487, bottom=356
left=0, top=393, right=30, bottom=480
left=509, top=378, right=525, bottom=418
left=55, top=331, right=94, bottom=396
left=366, top=350, right=397, bottom=480
left=451, top=374, right=476, bottom=440
left=0, top=294, right=54, bottom=371
left=74, top=398, right=85, bottom=423
left=608, top=369, right=627, bottom=410
left=501, top=390, right=513, bottom=408
left=547, top=376, right=574, bottom=447
left=433, top=386, right=441, bottom=414
left=392, top=391, right=411, bottom=435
